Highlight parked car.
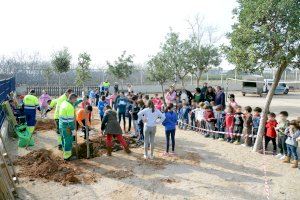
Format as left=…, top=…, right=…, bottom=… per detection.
left=263, top=79, right=289, bottom=94
left=241, top=75, right=264, bottom=97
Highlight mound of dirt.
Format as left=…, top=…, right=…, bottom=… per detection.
left=35, top=119, right=57, bottom=131
left=179, top=151, right=201, bottom=165
left=15, top=149, right=81, bottom=185
left=103, top=169, right=133, bottom=179
left=76, top=135, right=138, bottom=159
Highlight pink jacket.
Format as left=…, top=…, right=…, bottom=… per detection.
left=165, top=91, right=176, bottom=105
left=152, top=98, right=163, bottom=111
left=39, top=94, right=51, bottom=107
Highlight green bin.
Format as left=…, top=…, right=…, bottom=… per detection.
left=15, top=125, right=34, bottom=147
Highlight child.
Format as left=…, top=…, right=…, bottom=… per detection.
left=193, top=102, right=205, bottom=132
left=98, top=95, right=108, bottom=121
left=252, top=107, right=262, bottom=145
left=204, top=105, right=215, bottom=138
left=137, top=100, right=145, bottom=145
left=265, top=112, right=278, bottom=154
left=190, top=100, right=197, bottom=130
left=178, top=100, right=191, bottom=130
left=242, top=106, right=253, bottom=147
left=225, top=105, right=235, bottom=142
left=233, top=105, right=243, bottom=144
left=117, top=92, right=128, bottom=131
left=283, top=119, right=300, bottom=168
left=131, top=99, right=140, bottom=138
left=152, top=94, right=163, bottom=111
left=215, top=105, right=226, bottom=140
left=275, top=111, right=289, bottom=160
left=126, top=99, right=133, bottom=133
left=162, top=103, right=178, bottom=156
left=39, top=91, right=51, bottom=118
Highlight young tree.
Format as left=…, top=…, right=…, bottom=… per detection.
left=107, top=51, right=134, bottom=88
left=147, top=52, right=172, bottom=103
left=42, top=66, right=53, bottom=86
left=188, top=45, right=221, bottom=86
left=224, top=0, right=299, bottom=152
left=187, top=16, right=222, bottom=87
left=75, top=52, right=92, bottom=88
left=162, top=30, right=192, bottom=88
left=51, top=47, right=72, bottom=94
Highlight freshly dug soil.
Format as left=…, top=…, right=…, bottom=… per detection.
left=15, top=149, right=81, bottom=185
left=35, top=119, right=57, bottom=131
left=103, top=169, right=133, bottom=179
left=76, top=135, right=138, bottom=159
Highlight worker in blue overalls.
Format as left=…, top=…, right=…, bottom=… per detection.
left=23, top=89, right=39, bottom=134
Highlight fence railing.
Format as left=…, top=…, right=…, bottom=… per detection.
left=0, top=77, right=15, bottom=127
left=26, top=86, right=100, bottom=96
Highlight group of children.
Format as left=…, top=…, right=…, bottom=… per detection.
left=173, top=96, right=300, bottom=168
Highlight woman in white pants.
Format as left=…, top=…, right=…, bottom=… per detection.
left=138, top=101, right=165, bottom=159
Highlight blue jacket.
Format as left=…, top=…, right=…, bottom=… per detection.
left=98, top=100, right=108, bottom=116
left=162, top=111, right=178, bottom=131
left=178, top=106, right=191, bottom=120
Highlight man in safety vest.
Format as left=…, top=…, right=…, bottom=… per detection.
left=50, top=89, right=73, bottom=150
left=23, top=90, right=39, bottom=134
left=59, top=93, right=78, bottom=161
left=102, top=80, right=110, bottom=92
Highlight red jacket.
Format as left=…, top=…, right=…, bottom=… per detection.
left=225, top=113, right=235, bottom=129
left=265, top=120, right=278, bottom=138
left=204, top=110, right=215, bottom=122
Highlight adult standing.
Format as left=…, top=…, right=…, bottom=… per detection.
left=59, top=93, right=78, bottom=161
left=205, top=86, right=216, bottom=103
left=127, top=83, right=133, bottom=93
left=23, top=89, right=39, bottom=134
left=102, top=80, right=110, bottom=92
left=101, top=105, right=131, bottom=156
left=49, top=88, right=73, bottom=150
left=215, top=86, right=225, bottom=109
left=114, top=82, right=119, bottom=94
left=201, top=82, right=208, bottom=99
left=165, top=86, right=176, bottom=105
left=194, top=88, right=202, bottom=103
left=138, top=101, right=165, bottom=159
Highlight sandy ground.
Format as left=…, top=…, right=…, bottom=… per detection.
left=7, top=92, right=300, bottom=200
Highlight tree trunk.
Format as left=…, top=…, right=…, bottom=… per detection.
left=253, top=63, right=287, bottom=152
left=181, top=78, right=185, bottom=89
left=58, top=73, right=61, bottom=95
left=161, top=83, right=166, bottom=107
left=196, top=70, right=203, bottom=87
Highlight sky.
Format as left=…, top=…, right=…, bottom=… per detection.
left=0, top=0, right=237, bottom=69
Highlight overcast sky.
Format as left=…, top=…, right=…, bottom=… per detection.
left=0, top=0, right=237, bottom=69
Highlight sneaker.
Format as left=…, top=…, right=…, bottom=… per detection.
left=143, top=155, right=148, bottom=159
left=275, top=153, right=283, bottom=159
left=280, top=155, right=286, bottom=160
left=241, top=144, right=247, bottom=147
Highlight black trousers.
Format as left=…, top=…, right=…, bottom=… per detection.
left=265, top=136, right=277, bottom=152
left=127, top=115, right=132, bottom=132
left=76, top=120, right=88, bottom=139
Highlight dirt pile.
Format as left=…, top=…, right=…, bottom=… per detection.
left=160, top=177, right=178, bottom=184
left=76, top=135, right=138, bottom=159
left=35, top=119, right=57, bottom=131
left=15, top=149, right=81, bottom=185
left=179, top=151, right=201, bottom=165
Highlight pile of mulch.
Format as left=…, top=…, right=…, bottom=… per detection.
left=35, top=119, right=57, bottom=131
left=15, top=149, right=82, bottom=185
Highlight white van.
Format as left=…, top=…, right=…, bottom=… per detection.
left=241, top=75, right=264, bottom=97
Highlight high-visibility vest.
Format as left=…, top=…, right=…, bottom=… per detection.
left=103, top=81, right=110, bottom=88
left=54, top=94, right=67, bottom=120
left=23, top=94, right=39, bottom=109
left=59, top=100, right=75, bottom=129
